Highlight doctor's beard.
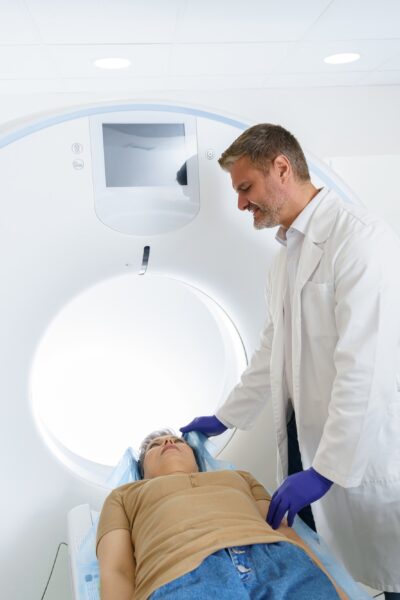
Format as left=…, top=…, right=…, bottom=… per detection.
left=250, top=204, right=281, bottom=229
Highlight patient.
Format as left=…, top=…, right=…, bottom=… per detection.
left=96, top=430, right=348, bottom=600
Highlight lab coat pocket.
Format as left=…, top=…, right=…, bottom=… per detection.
left=301, top=281, right=337, bottom=337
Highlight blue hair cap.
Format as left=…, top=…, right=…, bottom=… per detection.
left=182, top=431, right=235, bottom=472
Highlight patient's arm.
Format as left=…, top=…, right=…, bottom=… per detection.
left=255, top=499, right=348, bottom=600
left=97, top=529, right=135, bottom=600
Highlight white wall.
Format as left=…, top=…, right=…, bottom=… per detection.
left=326, top=154, right=400, bottom=235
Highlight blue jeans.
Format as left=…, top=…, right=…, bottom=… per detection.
left=385, top=594, right=400, bottom=599
left=149, top=542, right=339, bottom=599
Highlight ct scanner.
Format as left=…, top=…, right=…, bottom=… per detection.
left=0, top=101, right=360, bottom=600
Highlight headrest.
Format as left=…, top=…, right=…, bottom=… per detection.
left=105, top=431, right=234, bottom=488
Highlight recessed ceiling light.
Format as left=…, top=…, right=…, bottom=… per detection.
left=324, top=52, right=360, bottom=65
left=94, top=57, right=131, bottom=70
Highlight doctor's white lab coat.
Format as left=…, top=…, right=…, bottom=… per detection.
left=216, top=190, right=400, bottom=592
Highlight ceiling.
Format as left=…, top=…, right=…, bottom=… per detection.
left=1, top=0, right=400, bottom=93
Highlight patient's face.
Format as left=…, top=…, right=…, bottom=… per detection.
left=143, top=435, right=199, bottom=479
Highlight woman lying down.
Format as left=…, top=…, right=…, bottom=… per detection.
left=96, top=430, right=348, bottom=600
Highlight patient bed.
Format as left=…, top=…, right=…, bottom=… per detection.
left=67, top=503, right=373, bottom=600
left=67, top=436, right=373, bottom=600
left=68, top=504, right=100, bottom=600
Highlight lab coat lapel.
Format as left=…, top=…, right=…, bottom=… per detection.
left=296, top=237, right=324, bottom=292
left=291, top=239, right=323, bottom=408
left=270, top=249, right=286, bottom=393
left=290, top=192, right=338, bottom=409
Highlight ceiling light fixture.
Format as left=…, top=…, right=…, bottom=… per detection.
left=94, top=57, right=131, bottom=70
left=324, top=52, right=360, bottom=65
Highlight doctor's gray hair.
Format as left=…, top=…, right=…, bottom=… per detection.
left=218, top=123, right=310, bottom=182
left=137, top=428, right=201, bottom=478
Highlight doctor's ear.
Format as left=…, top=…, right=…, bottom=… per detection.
left=273, top=155, right=291, bottom=182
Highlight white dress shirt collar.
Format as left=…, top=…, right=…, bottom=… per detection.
left=275, top=187, right=328, bottom=246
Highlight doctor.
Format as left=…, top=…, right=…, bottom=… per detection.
left=181, top=124, right=400, bottom=598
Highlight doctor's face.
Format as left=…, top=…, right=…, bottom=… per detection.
left=229, top=155, right=289, bottom=229
left=142, top=435, right=199, bottom=479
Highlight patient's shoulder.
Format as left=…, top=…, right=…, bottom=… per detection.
left=112, top=480, right=147, bottom=493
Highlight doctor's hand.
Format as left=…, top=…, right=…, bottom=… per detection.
left=266, top=468, right=333, bottom=530
left=179, top=415, right=227, bottom=437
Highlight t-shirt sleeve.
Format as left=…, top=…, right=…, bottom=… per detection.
left=96, top=490, right=131, bottom=556
left=238, top=470, right=272, bottom=502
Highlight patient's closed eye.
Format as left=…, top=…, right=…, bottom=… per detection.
left=148, top=438, right=185, bottom=450
left=148, top=440, right=163, bottom=449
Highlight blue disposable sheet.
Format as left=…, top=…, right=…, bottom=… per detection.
left=74, top=432, right=372, bottom=600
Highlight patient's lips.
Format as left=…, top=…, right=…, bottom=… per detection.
left=161, top=445, right=179, bottom=454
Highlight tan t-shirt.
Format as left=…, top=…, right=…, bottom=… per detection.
left=96, top=470, right=301, bottom=600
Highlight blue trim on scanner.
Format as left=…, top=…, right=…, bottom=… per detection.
left=0, top=102, right=359, bottom=204
left=0, top=103, right=247, bottom=148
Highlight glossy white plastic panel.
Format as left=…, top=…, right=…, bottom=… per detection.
left=89, top=111, right=200, bottom=235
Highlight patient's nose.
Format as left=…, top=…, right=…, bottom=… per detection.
left=163, top=438, right=175, bottom=445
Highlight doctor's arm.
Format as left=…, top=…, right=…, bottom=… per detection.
left=97, top=529, right=135, bottom=600
left=215, top=282, right=275, bottom=430
left=216, top=317, right=274, bottom=429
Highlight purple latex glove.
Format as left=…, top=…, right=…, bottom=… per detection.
left=179, top=415, right=227, bottom=436
left=267, top=468, right=333, bottom=529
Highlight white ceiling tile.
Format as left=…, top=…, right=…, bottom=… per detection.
left=47, top=44, right=170, bottom=78
left=0, top=0, right=42, bottom=44
left=359, top=70, right=400, bottom=85
left=169, top=42, right=294, bottom=76
left=278, top=39, right=400, bottom=73
left=1, top=0, right=400, bottom=92
left=24, top=0, right=183, bottom=44
left=305, top=0, right=400, bottom=41
left=176, top=0, right=331, bottom=43
left=165, top=74, right=265, bottom=91
left=0, top=76, right=168, bottom=94
left=0, top=45, right=56, bottom=78
left=377, top=51, right=400, bottom=70
left=264, top=70, right=367, bottom=88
